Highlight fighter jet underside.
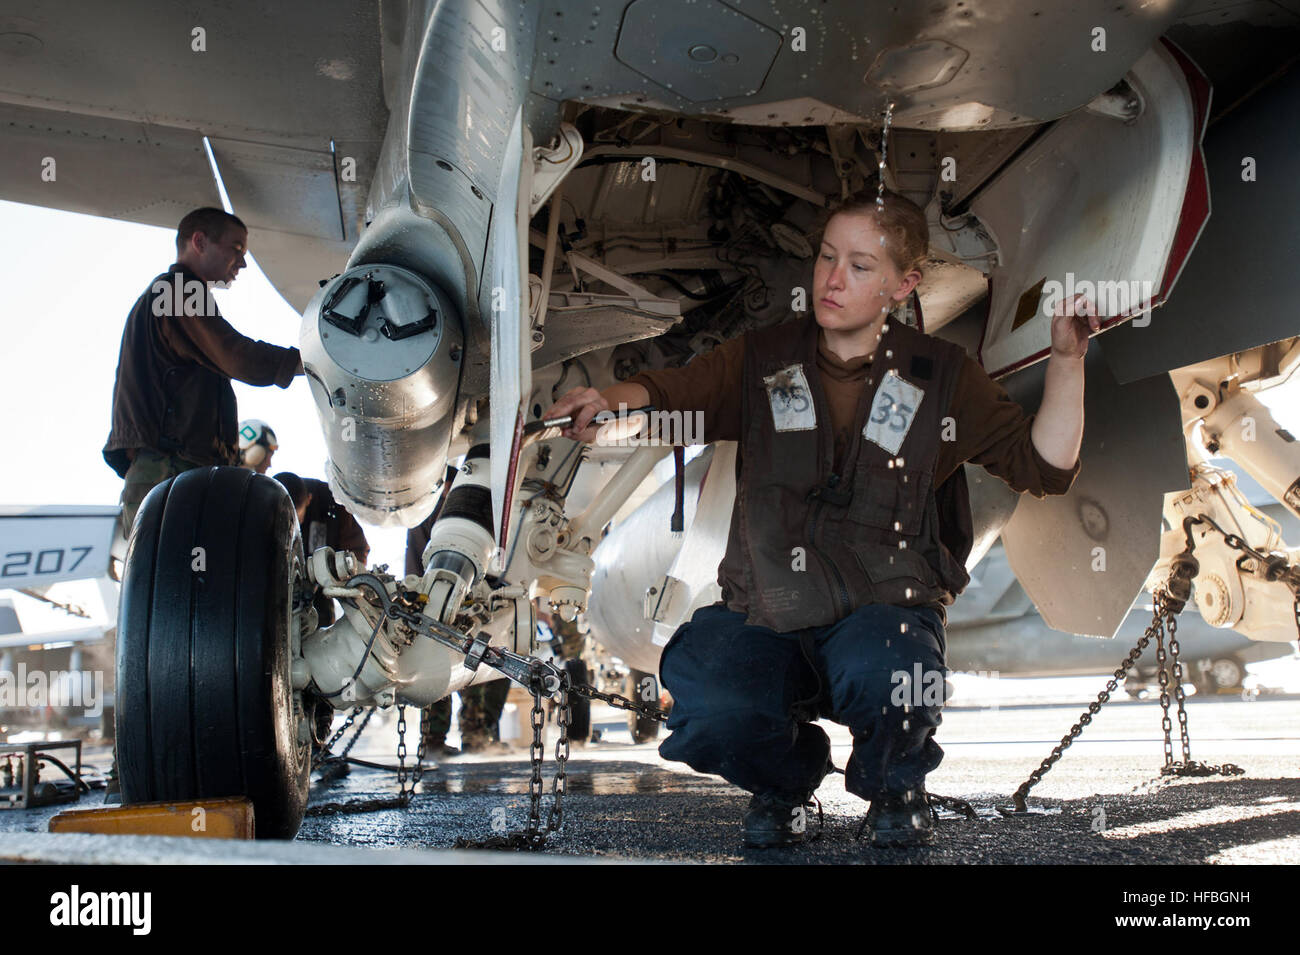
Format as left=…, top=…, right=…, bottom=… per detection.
left=2, top=0, right=1299, bottom=840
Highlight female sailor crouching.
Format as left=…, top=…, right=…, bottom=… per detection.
left=547, top=190, right=1093, bottom=848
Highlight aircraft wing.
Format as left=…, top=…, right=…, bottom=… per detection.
left=0, top=1, right=388, bottom=310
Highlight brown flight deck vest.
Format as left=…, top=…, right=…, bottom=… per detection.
left=717, top=317, right=971, bottom=633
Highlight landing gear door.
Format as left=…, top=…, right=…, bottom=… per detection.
left=972, top=39, right=1210, bottom=380
left=998, top=344, right=1190, bottom=638
left=651, top=442, right=738, bottom=648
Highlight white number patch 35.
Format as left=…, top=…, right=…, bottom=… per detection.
left=763, top=363, right=817, bottom=432
left=864, top=369, right=925, bottom=454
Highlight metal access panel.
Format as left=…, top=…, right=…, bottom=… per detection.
left=614, top=0, right=783, bottom=102
left=998, top=343, right=1190, bottom=638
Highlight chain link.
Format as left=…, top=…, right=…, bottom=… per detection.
left=1169, top=615, right=1189, bottom=768
left=339, top=708, right=374, bottom=760
left=927, top=791, right=978, bottom=821
left=571, top=681, right=670, bottom=722
left=312, top=704, right=366, bottom=771
left=395, top=704, right=408, bottom=795
left=301, top=573, right=671, bottom=848
left=394, top=704, right=427, bottom=804
left=1160, top=609, right=1243, bottom=778
left=1005, top=591, right=1167, bottom=813
left=527, top=683, right=546, bottom=837
left=1006, top=513, right=1265, bottom=812
left=442, top=667, right=666, bottom=850
left=452, top=666, right=575, bottom=850
left=414, top=721, right=427, bottom=790
left=549, top=685, right=571, bottom=833
left=1156, top=618, right=1175, bottom=769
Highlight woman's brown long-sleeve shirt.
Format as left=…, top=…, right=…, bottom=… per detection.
left=627, top=323, right=1080, bottom=615
left=628, top=325, right=1080, bottom=496
left=626, top=323, right=1080, bottom=617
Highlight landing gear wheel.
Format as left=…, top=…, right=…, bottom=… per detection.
left=116, top=467, right=310, bottom=839
left=1194, top=656, right=1245, bottom=695
left=563, top=658, right=591, bottom=743
left=626, top=669, right=662, bottom=743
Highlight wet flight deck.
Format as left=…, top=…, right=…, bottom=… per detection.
left=3, top=692, right=1298, bottom=864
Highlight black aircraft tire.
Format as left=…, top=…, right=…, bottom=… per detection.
left=563, top=659, right=592, bottom=742
left=626, top=670, right=661, bottom=744
left=116, top=467, right=309, bottom=839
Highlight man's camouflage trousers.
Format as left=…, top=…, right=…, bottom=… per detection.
left=421, top=680, right=510, bottom=749
left=119, top=449, right=203, bottom=537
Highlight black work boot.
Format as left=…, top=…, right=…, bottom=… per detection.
left=860, top=789, right=934, bottom=848
left=742, top=792, right=814, bottom=848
